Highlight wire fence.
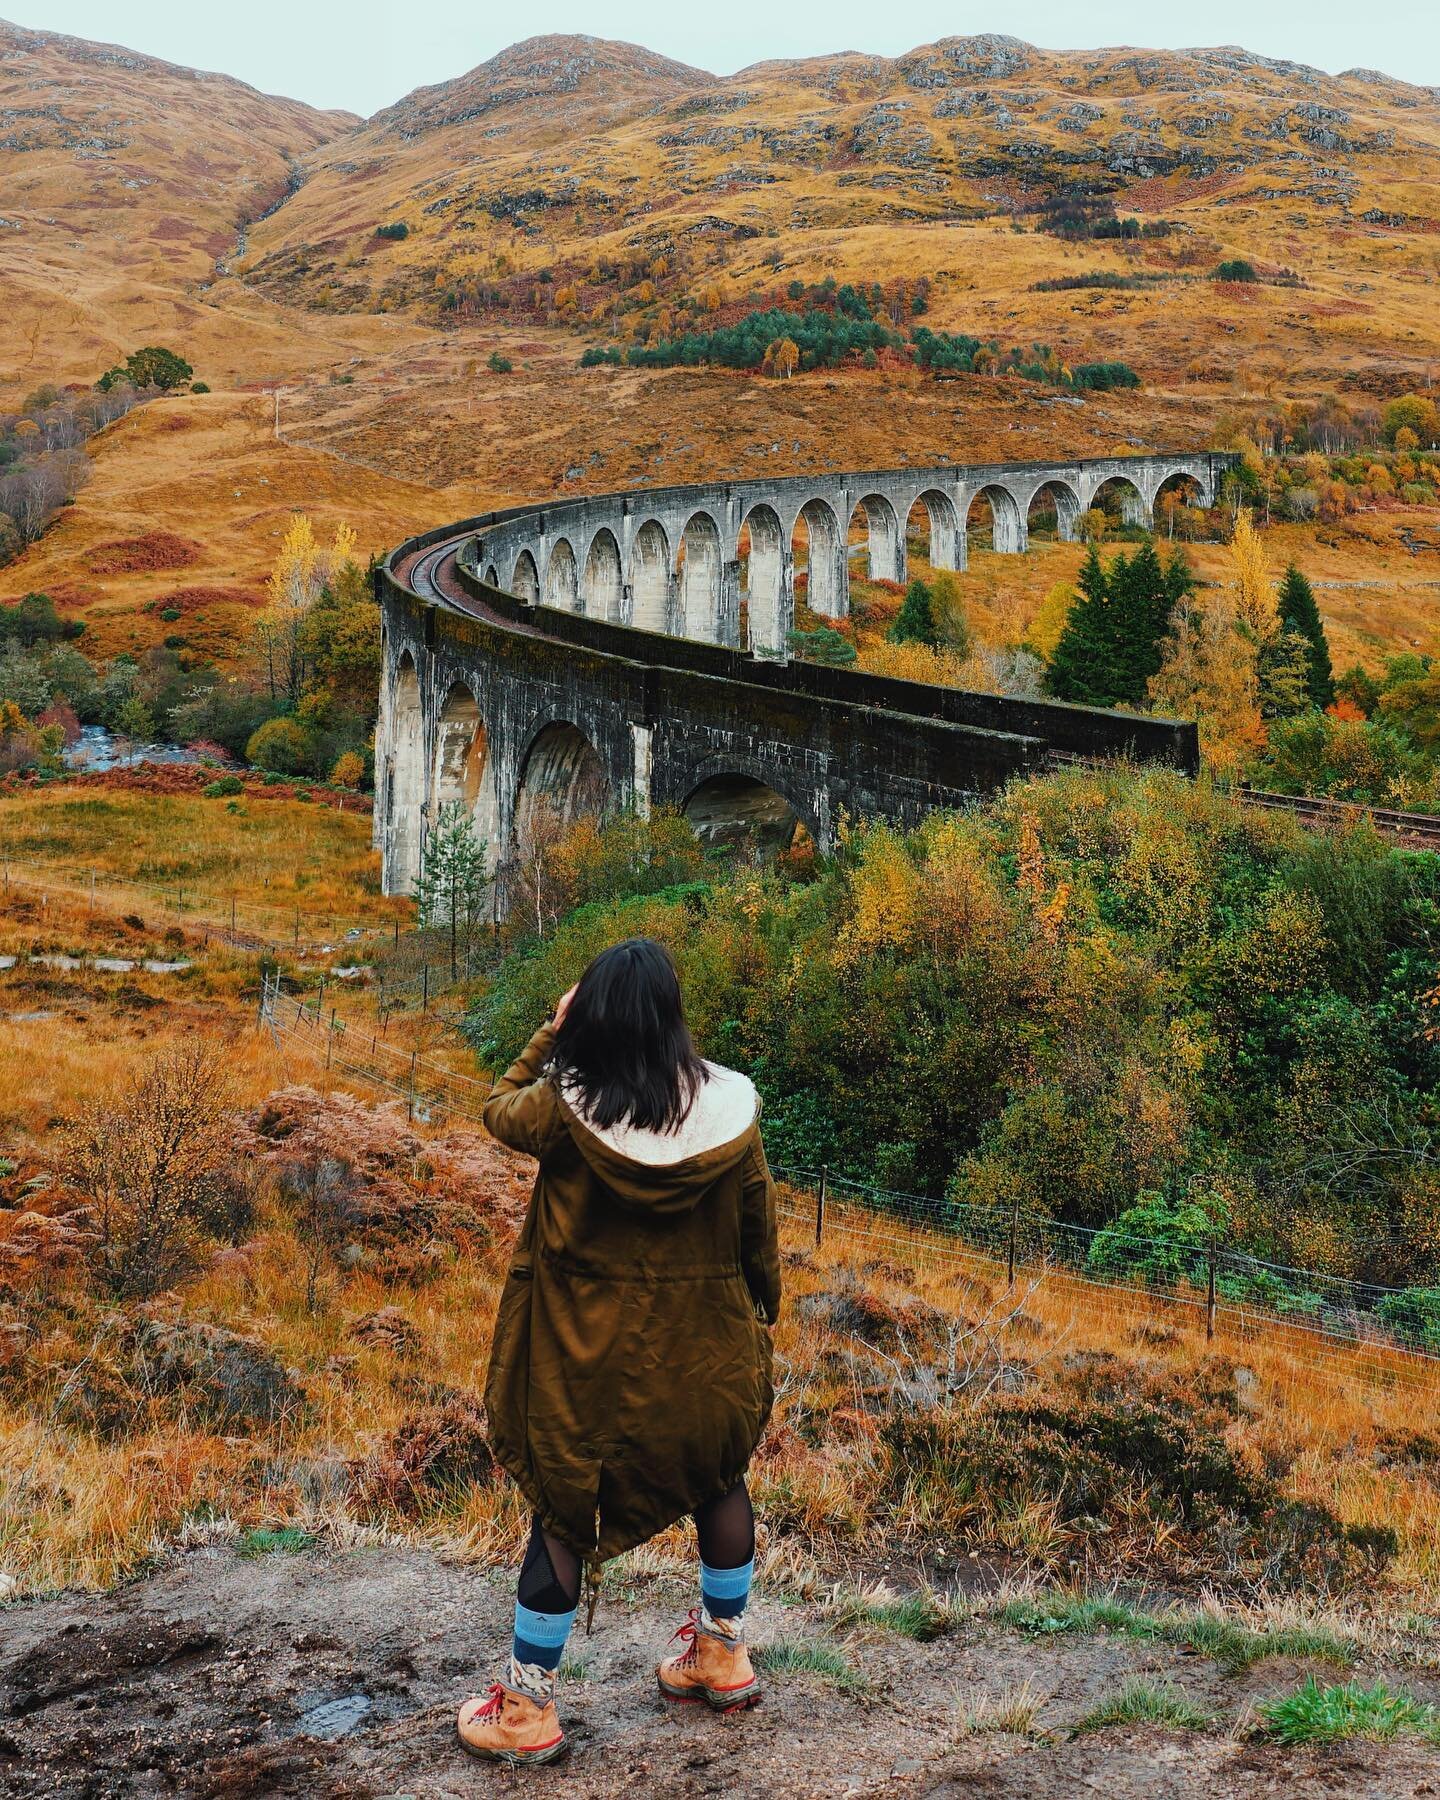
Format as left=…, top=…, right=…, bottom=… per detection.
left=261, top=969, right=490, bottom=1124
left=257, top=976, right=1440, bottom=1388
left=771, top=1163, right=1440, bottom=1387
left=0, top=850, right=409, bottom=956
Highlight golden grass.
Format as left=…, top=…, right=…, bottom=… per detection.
left=0, top=877, right=293, bottom=1141
left=791, top=1194, right=1440, bottom=1596
left=8, top=1108, right=1438, bottom=1609
left=0, top=785, right=404, bottom=930
left=3, top=804, right=1440, bottom=1618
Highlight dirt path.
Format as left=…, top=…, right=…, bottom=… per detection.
left=3, top=1546, right=1438, bottom=1798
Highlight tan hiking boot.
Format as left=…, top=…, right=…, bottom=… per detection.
left=657, top=1606, right=762, bottom=1712
left=456, top=1660, right=567, bottom=1767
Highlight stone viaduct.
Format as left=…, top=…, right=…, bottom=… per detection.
left=375, top=451, right=1226, bottom=900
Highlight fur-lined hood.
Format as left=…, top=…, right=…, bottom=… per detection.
left=556, top=1062, right=760, bottom=1214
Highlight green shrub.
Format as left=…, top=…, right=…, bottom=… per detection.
left=375, top=221, right=409, bottom=241
left=1374, top=1287, right=1440, bottom=1349
left=1086, top=1190, right=1220, bottom=1288
left=191, top=381, right=210, bottom=394
left=487, top=351, right=513, bottom=374
left=1257, top=1677, right=1436, bottom=1745
left=159, top=607, right=181, bottom=622
left=246, top=715, right=308, bottom=774
left=1215, top=258, right=1259, bottom=282
left=202, top=774, right=245, bottom=798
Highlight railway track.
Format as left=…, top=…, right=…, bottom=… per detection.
left=1238, top=786, right=1440, bottom=849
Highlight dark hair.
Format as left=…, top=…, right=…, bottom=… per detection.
left=551, top=938, right=707, bottom=1133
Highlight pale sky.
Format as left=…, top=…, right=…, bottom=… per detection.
left=16, top=1, right=1439, bottom=116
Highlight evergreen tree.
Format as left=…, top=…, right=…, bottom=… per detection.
left=415, top=802, right=489, bottom=981
left=1277, top=562, right=1335, bottom=709
left=1110, top=539, right=1175, bottom=702
left=788, top=625, right=857, bottom=666
left=1046, top=543, right=1121, bottom=705
left=889, top=578, right=940, bottom=646
left=1257, top=628, right=1314, bottom=721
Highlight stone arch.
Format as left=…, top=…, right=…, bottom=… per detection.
left=905, top=489, right=962, bottom=571
left=482, top=562, right=500, bottom=588
left=849, top=491, right=905, bottom=584
left=1089, top=474, right=1151, bottom=530
left=433, top=680, right=499, bottom=868
left=511, top=548, right=540, bottom=603
left=1152, top=469, right=1208, bottom=538
left=676, top=511, right=723, bottom=643
left=545, top=537, right=578, bottom=611
left=792, top=496, right=846, bottom=619
left=385, top=651, right=425, bottom=894
left=583, top=527, right=624, bottom=621
left=681, top=771, right=811, bottom=859
left=629, top=518, right=671, bottom=633
left=740, top=503, right=787, bottom=656
left=1024, top=478, right=1082, bottom=544
left=964, top=483, right=1025, bottom=555
left=512, top=720, right=611, bottom=851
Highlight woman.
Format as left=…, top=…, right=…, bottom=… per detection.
left=457, top=937, right=781, bottom=1768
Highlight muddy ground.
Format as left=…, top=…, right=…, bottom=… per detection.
left=2, top=1545, right=1438, bottom=1798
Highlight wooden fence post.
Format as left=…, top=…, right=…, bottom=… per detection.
left=407, top=1051, right=417, bottom=1121
left=1007, top=1190, right=1022, bottom=1289
left=815, top=1166, right=828, bottom=1249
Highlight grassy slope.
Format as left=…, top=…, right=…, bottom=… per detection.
left=0, top=389, right=454, bottom=660
left=0, top=18, right=358, bottom=392
left=0, top=787, right=1437, bottom=1607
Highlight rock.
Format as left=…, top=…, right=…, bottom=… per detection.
left=349, top=1306, right=421, bottom=1355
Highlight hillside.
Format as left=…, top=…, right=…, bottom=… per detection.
left=5, top=778, right=1440, bottom=1795
left=243, top=33, right=1440, bottom=392
left=0, top=17, right=356, bottom=391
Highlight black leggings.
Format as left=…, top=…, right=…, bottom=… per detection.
left=518, top=1479, right=755, bottom=1613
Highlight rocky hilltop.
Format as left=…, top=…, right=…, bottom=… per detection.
left=216, top=32, right=1440, bottom=386
left=372, top=33, right=713, bottom=139
left=1, top=26, right=1436, bottom=396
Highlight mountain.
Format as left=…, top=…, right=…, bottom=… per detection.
left=0, top=17, right=354, bottom=390
left=234, top=33, right=1440, bottom=386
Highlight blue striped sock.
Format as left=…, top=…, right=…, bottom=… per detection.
left=512, top=1600, right=577, bottom=1673
left=700, top=1556, right=753, bottom=1621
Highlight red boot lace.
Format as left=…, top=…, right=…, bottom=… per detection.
left=667, top=1606, right=702, bottom=1669
left=470, top=1681, right=507, bottom=1722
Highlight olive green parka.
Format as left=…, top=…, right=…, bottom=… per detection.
left=482, top=1022, right=781, bottom=1561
